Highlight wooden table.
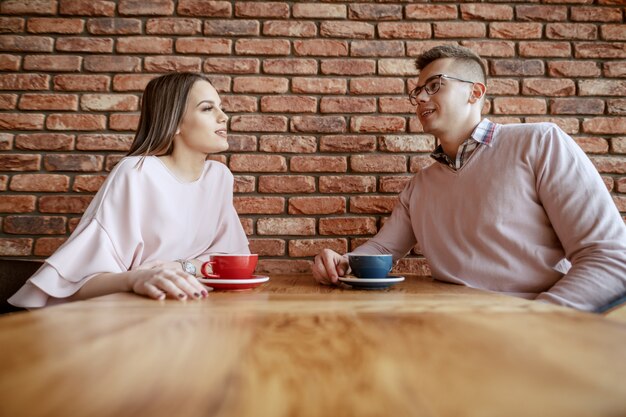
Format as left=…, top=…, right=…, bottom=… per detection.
left=1, top=274, right=625, bottom=417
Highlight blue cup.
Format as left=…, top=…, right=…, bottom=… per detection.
left=348, top=254, right=393, bottom=278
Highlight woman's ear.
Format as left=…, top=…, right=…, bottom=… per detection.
left=469, top=82, right=486, bottom=103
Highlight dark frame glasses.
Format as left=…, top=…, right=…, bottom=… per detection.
left=408, top=74, right=476, bottom=105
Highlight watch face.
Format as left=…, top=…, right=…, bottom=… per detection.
left=184, top=262, right=196, bottom=275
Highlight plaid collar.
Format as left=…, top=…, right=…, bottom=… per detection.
left=430, top=118, right=496, bottom=170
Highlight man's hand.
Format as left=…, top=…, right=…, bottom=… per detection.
left=312, top=249, right=350, bottom=285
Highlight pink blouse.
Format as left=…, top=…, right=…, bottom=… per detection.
left=9, top=156, right=249, bottom=308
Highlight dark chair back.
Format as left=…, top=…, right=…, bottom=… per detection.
left=0, top=258, right=43, bottom=314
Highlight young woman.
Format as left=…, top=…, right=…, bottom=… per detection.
left=9, top=73, right=250, bottom=308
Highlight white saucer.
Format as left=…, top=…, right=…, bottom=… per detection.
left=198, top=275, right=269, bottom=291
left=338, top=275, right=404, bottom=289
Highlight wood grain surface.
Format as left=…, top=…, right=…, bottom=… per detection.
left=1, top=274, right=624, bottom=417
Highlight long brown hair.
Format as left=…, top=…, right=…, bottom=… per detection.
left=127, top=72, right=213, bottom=157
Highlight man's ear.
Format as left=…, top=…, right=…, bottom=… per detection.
left=469, top=82, right=486, bottom=103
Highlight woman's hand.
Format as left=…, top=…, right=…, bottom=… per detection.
left=130, top=260, right=208, bottom=301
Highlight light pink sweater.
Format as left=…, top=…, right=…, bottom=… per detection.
left=9, top=156, right=250, bottom=308
left=354, top=121, right=626, bottom=311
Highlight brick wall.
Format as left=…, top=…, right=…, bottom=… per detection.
left=0, top=0, right=624, bottom=275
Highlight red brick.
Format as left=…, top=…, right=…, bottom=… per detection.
left=574, top=136, right=609, bottom=154
left=226, top=135, right=257, bottom=152
left=408, top=118, right=425, bottom=134
left=205, top=58, right=259, bottom=75
left=575, top=42, right=626, bottom=59
left=0, top=238, right=33, bottom=256
left=319, top=217, right=377, bottom=235
left=601, top=24, right=626, bottom=41
left=0, top=175, right=7, bottom=190
left=221, top=95, right=257, bottom=113
left=0, top=195, right=36, bottom=213
left=38, top=196, right=92, bottom=214
left=4, top=215, right=66, bottom=235
left=410, top=155, right=436, bottom=173
left=434, top=22, right=485, bottom=38
left=519, top=42, right=571, bottom=57
left=583, top=118, right=626, bottom=135
left=44, top=154, right=103, bottom=171
left=233, top=76, right=288, bottom=93
left=0, top=155, right=40, bottom=171
left=260, top=96, right=316, bottom=114
left=548, top=61, right=600, bottom=77
left=229, top=155, right=287, bottom=172
left=259, top=135, right=316, bottom=153
left=490, top=59, right=544, bottom=76
left=516, top=5, right=567, bottom=21
left=378, top=98, right=415, bottom=114
left=406, top=41, right=464, bottom=57
left=87, top=18, right=142, bottom=34
left=175, top=38, right=230, bottom=54
left=10, top=174, right=69, bottom=192
left=23, top=55, right=82, bottom=72
left=293, top=40, right=348, bottom=57
left=394, top=258, right=431, bottom=276
left=230, top=115, right=288, bottom=133
left=84, top=56, right=141, bottom=72
left=56, top=37, right=113, bottom=53
left=579, top=80, right=626, bottom=97
left=613, top=137, right=626, bottom=154
left=379, top=135, right=435, bottom=152
left=111, top=74, right=155, bottom=92
left=119, top=0, right=174, bottom=15
left=0, top=74, right=49, bottom=90
left=177, top=0, right=230, bottom=17
left=351, top=155, right=407, bottom=173
left=319, top=175, right=376, bottom=193
left=351, top=40, right=404, bottom=57
left=81, top=94, right=138, bottom=112
left=379, top=59, right=420, bottom=76
left=493, top=98, right=547, bottom=115
left=460, top=4, right=513, bottom=21
left=571, top=6, right=622, bottom=22
left=234, top=197, right=284, bottom=214
left=349, top=78, right=404, bottom=94
left=348, top=4, right=402, bottom=21
left=256, top=259, right=313, bottom=274
left=116, top=36, right=172, bottom=54
left=590, top=156, right=626, bottom=174
left=608, top=99, right=626, bottom=115
left=263, top=59, right=318, bottom=75
left=490, top=22, right=543, bottom=39
left=377, top=22, right=431, bottom=39
left=604, top=62, right=626, bottom=78
left=550, top=98, right=605, bottom=115
left=379, top=176, right=412, bottom=193
left=204, top=75, right=231, bottom=93
left=406, top=4, right=457, bottom=20
left=3, top=0, right=56, bottom=14
left=320, top=21, right=374, bottom=39
left=76, top=134, right=133, bottom=151
left=145, top=17, right=199, bottom=35
left=27, top=18, right=84, bottom=33
left=258, top=175, right=315, bottom=193
left=0, top=17, right=24, bottom=32
left=288, top=238, right=347, bottom=257
left=288, top=197, right=346, bottom=215
left=320, top=97, right=375, bottom=114
left=54, top=74, right=110, bottom=91
left=73, top=175, right=107, bottom=192
left=0, top=113, right=44, bottom=130
left=290, top=156, right=347, bottom=173
left=143, top=56, right=201, bottom=72
left=19, top=94, right=78, bottom=111
left=46, top=114, right=106, bottom=131
left=319, top=135, right=376, bottom=153
left=0, top=35, right=53, bottom=52
left=462, top=40, right=516, bottom=57
left=0, top=54, right=20, bottom=71
left=235, top=2, right=289, bottom=18
left=350, top=196, right=398, bottom=214
left=248, top=239, right=285, bottom=256
left=351, top=116, right=406, bottom=133
left=291, top=116, right=347, bottom=133
left=59, top=0, right=115, bottom=16
left=293, top=3, right=346, bottom=18
left=34, top=237, right=66, bottom=256
left=546, top=23, right=598, bottom=40
left=616, top=176, right=626, bottom=191
left=205, top=19, right=258, bottom=36
left=291, top=78, right=345, bottom=95
left=320, top=59, right=375, bottom=76
left=525, top=117, right=580, bottom=135
left=0, top=94, right=16, bottom=110
left=257, top=218, right=315, bottom=236
left=109, top=113, right=139, bottom=131
left=522, top=79, right=575, bottom=96
left=263, top=21, right=316, bottom=37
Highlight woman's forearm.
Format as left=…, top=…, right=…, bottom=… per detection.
left=67, top=271, right=132, bottom=301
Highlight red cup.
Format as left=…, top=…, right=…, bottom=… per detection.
left=201, top=254, right=258, bottom=279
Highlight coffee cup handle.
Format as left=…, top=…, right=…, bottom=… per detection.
left=201, top=261, right=217, bottom=277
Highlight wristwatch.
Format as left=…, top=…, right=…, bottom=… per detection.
left=177, top=259, right=197, bottom=276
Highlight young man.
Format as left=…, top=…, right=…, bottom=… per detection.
left=312, top=45, right=626, bottom=312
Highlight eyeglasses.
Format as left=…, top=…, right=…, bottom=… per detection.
left=408, top=74, right=475, bottom=105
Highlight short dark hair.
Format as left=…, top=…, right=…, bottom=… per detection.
left=416, top=45, right=486, bottom=83
left=128, top=72, right=213, bottom=157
